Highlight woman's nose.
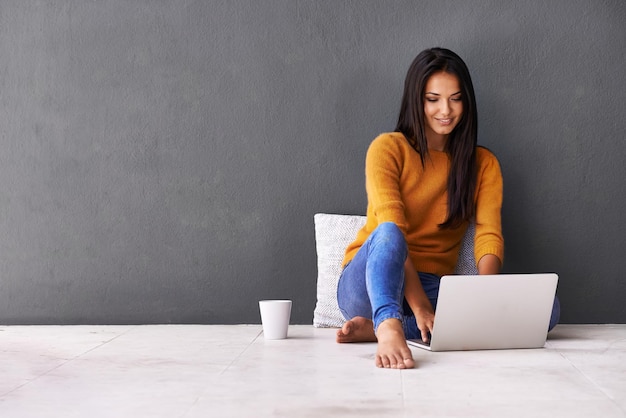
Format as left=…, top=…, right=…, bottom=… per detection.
left=440, top=101, right=451, bottom=116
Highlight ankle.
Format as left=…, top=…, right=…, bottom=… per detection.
left=376, top=318, right=404, bottom=335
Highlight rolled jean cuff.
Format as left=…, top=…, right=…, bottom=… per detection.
left=373, top=312, right=404, bottom=335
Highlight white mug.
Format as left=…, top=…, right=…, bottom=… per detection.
left=259, top=300, right=292, bottom=340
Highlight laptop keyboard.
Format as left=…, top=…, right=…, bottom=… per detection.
left=409, top=338, right=430, bottom=346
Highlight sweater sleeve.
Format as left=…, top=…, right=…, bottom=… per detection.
left=364, top=134, right=410, bottom=234
left=474, top=148, right=505, bottom=265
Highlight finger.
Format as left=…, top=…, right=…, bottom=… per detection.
left=424, top=323, right=435, bottom=342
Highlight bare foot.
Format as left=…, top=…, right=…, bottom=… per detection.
left=375, top=318, right=415, bottom=369
left=336, top=317, right=377, bottom=343
left=337, top=317, right=415, bottom=369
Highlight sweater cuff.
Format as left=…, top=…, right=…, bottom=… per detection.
left=475, top=247, right=504, bottom=266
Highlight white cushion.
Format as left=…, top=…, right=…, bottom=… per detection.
left=313, top=213, right=477, bottom=328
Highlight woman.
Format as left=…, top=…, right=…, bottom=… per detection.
left=335, top=47, right=559, bottom=369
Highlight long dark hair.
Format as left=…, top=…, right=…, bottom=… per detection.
left=395, top=47, right=478, bottom=229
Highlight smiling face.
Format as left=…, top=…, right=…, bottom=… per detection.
left=423, top=71, right=463, bottom=150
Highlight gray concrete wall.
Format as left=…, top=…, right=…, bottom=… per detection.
left=0, top=0, right=624, bottom=324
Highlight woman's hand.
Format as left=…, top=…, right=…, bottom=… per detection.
left=403, top=257, right=436, bottom=342
left=413, top=304, right=435, bottom=343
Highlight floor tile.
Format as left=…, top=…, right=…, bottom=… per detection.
left=0, top=324, right=624, bottom=418
left=402, top=349, right=607, bottom=402
left=0, top=326, right=130, bottom=396
left=413, top=399, right=625, bottom=418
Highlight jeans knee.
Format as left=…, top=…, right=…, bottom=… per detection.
left=374, top=222, right=404, bottom=241
left=370, top=222, right=407, bottom=257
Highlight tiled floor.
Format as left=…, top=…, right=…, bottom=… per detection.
left=1, top=325, right=625, bottom=417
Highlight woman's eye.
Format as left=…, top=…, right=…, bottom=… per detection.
left=451, top=97, right=462, bottom=102
left=426, top=98, right=437, bottom=102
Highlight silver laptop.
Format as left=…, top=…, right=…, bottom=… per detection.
left=407, top=273, right=558, bottom=351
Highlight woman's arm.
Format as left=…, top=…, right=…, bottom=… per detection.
left=473, top=149, right=505, bottom=269
left=477, top=253, right=501, bottom=275
left=403, top=256, right=435, bottom=342
left=365, top=134, right=410, bottom=232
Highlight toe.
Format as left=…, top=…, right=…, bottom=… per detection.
left=380, top=355, right=391, bottom=368
left=392, top=354, right=406, bottom=369
left=375, top=355, right=383, bottom=368
left=403, top=356, right=415, bottom=369
left=389, top=356, right=401, bottom=369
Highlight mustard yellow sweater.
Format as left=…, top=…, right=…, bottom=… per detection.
left=343, top=132, right=504, bottom=276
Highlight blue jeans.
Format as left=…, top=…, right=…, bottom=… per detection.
left=336, top=222, right=561, bottom=340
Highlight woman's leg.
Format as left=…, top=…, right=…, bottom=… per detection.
left=336, top=222, right=414, bottom=369
left=336, top=222, right=408, bottom=332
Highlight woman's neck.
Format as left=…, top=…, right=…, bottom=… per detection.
left=426, top=134, right=448, bottom=152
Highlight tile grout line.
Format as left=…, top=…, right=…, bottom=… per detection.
left=0, top=326, right=137, bottom=398
left=179, top=327, right=264, bottom=418
left=218, top=328, right=264, bottom=375
left=557, top=349, right=623, bottom=412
